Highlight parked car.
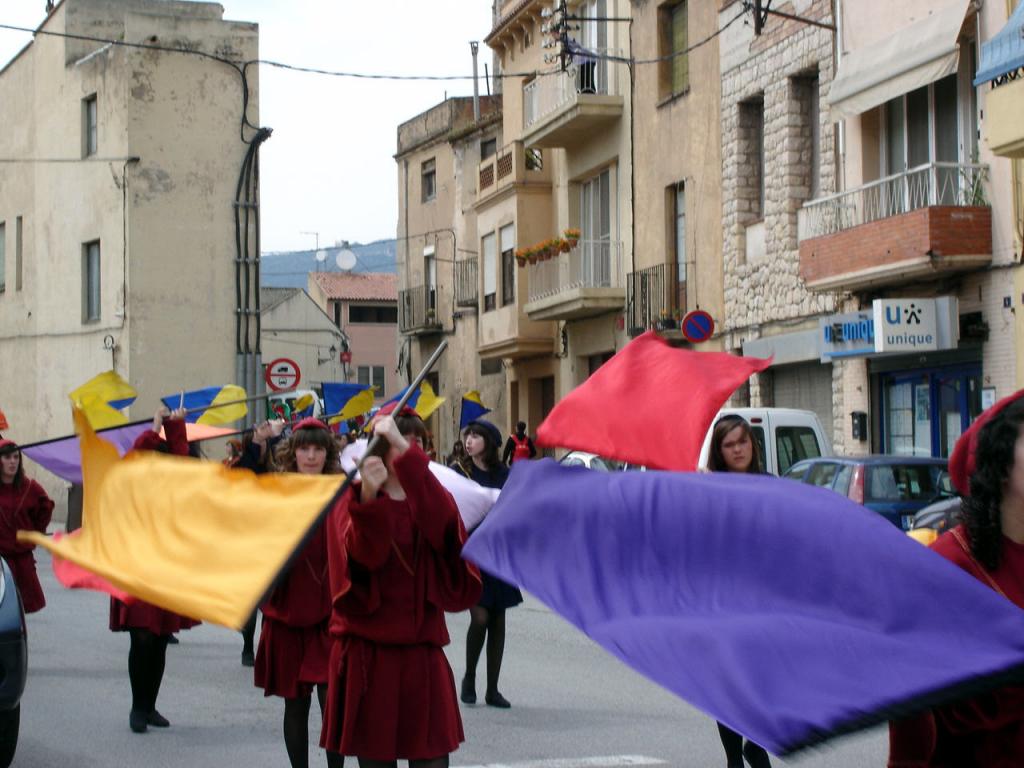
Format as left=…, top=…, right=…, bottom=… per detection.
left=782, top=455, right=954, bottom=530
left=559, top=451, right=621, bottom=472
left=907, top=496, right=962, bottom=545
left=0, top=559, right=27, bottom=768
left=698, top=408, right=833, bottom=476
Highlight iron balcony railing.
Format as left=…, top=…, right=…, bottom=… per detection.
left=455, top=259, right=478, bottom=307
left=799, top=162, right=990, bottom=240
left=627, top=263, right=683, bottom=334
left=527, top=239, right=623, bottom=303
left=398, top=285, right=440, bottom=333
left=523, top=47, right=621, bottom=130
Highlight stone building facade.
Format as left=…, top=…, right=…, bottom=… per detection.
left=718, top=0, right=841, bottom=448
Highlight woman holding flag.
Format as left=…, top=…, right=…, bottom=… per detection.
left=889, top=390, right=1024, bottom=767
left=256, top=417, right=343, bottom=768
left=0, top=438, right=54, bottom=613
left=320, top=403, right=481, bottom=766
left=110, top=406, right=199, bottom=734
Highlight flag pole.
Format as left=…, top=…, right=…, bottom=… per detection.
left=17, top=389, right=301, bottom=450
left=248, top=339, right=449, bottom=620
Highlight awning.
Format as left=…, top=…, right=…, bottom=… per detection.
left=974, top=1, right=1024, bottom=85
left=828, top=1, right=970, bottom=121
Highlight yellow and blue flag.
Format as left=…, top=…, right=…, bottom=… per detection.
left=460, top=390, right=491, bottom=428
left=160, top=385, right=247, bottom=425
left=322, top=382, right=375, bottom=425
left=385, top=380, right=446, bottom=420
left=18, top=407, right=344, bottom=629
left=69, top=371, right=138, bottom=429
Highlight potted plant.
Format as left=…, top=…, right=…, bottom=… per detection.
left=655, top=310, right=676, bottom=332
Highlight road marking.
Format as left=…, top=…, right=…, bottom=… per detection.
left=456, top=756, right=668, bottom=768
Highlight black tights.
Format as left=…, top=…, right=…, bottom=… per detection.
left=357, top=758, right=448, bottom=768
left=283, top=685, right=344, bottom=768
left=128, top=629, right=168, bottom=714
left=464, top=605, right=506, bottom=695
left=241, top=610, right=257, bottom=654
left=717, top=722, right=771, bottom=768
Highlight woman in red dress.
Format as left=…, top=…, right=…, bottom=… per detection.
left=320, top=405, right=482, bottom=767
left=256, top=418, right=343, bottom=768
left=889, top=390, right=1024, bottom=767
left=0, top=438, right=54, bottom=613
left=109, top=406, right=200, bottom=734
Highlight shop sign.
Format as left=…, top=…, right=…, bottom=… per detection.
left=873, top=299, right=938, bottom=353
left=819, top=311, right=875, bottom=360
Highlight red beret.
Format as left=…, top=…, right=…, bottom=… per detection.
left=377, top=402, right=419, bottom=419
left=292, top=417, right=329, bottom=433
left=0, top=439, right=16, bottom=452
left=949, top=388, right=1024, bottom=496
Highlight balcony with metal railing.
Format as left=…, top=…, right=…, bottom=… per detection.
left=476, top=141, right=552, bottom=207
left=398, top=285, right=443, bottom=336
left=521, top=49, right=624, bottom=149
left=455, top=259, right=478, bottom=308
left=797, top=162, right=993, bottom=292
left=524, top=239, right=624, bottom=321
left=626, top=263, right=684, bottom=336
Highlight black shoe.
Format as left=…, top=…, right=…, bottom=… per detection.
left=460, top=676, right=476, bottom=705
left=167, top=634, right=179, bottom=645
left=129, top=709, right=148, bottom=733
left=241, top=649, right=255, bottom=667
left=485, top=690, right=511, bottom=708
left=147, top=710, right=170, bottom=728
left=743, top=741, right=771, bottom=768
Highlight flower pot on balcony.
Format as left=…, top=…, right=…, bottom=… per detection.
left=655, top=317, right=677, bottom=332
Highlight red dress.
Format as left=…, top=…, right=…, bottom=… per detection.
left=253, top=520, right=332, bottom=699
left=889, top=525, right=1024, bottom=767
left=320, top=444, right=481, bottom=760
left=0, top=476, right=54, bottom=613
left=109, top=422, right=200, bottom=635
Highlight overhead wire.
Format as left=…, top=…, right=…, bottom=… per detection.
left=1, top=5, right=747, bottom=84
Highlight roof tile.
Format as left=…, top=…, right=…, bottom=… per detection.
left=312, top=272, right=398, bottom=302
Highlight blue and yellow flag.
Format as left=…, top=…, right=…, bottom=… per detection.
left=460, top=390, right=491, bottom=428
left=68, top=371, right=138, bottom=429
left=384, top=381, right=446, bottom=420
left=160, top=385, right=247, bottom=425
left=19, top=407, right=343, bottom=629
left=323, top=383, right=375, bottom=425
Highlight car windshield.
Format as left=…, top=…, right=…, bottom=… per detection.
left=866, top=464, right=943, bottom=502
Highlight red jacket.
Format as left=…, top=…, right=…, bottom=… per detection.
left=889, top=526, right=1024, bottom=767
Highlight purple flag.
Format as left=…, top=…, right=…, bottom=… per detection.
left=463, top=460, right=1024, bottom=755
left=21, top=423, right=149, bottom=484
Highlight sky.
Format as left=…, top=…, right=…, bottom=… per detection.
left=0, top=0, right=496, bottom=252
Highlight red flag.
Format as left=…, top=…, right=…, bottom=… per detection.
left=536, top=331, right=772, bottom=471
left=0, top=409, right=8, bottom=431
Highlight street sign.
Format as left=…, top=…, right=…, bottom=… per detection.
left=265, top=357, right=301, bottom=392
left=681, top=310, right=715, bottom=343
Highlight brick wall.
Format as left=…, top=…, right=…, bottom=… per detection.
left=798, top=207, right=993, bottom=286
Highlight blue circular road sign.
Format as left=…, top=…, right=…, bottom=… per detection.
left=682, top=310, right=715, bottom=343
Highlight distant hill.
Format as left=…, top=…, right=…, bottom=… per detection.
left=261, top=239, right=397, bottom=288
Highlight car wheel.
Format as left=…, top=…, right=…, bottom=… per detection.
left=0, top=705, right=19, bottom=768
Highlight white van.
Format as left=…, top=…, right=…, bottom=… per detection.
left=697, top=408, right=833, bottom=476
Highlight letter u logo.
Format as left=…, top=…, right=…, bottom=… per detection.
left=885, top=306, right=902, bottom=324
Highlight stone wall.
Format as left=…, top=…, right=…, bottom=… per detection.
left=721, top=0, right=837, bottom=334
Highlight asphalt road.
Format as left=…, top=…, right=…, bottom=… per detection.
left=15, top=551, right=887, bottom=767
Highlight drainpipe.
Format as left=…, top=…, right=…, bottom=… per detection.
left=834, top=0, right=845, bottom=194
left=471, top=41, right=481, bottom=121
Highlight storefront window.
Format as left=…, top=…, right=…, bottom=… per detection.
left=881, top=366, right=982, bottom=458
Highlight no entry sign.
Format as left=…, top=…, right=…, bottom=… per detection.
left=265, top=358, right=301, bottom=392
left=682, top=310, right=715, bottom=344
